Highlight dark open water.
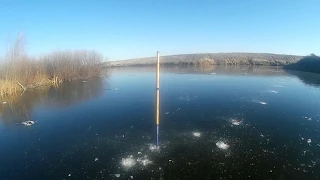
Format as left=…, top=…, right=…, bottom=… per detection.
left=0, top=66, right=320, bottom=180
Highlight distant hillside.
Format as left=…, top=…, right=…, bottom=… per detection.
left=285, top=54, right=320, bottom=74
left=104, top=53, right=302, bottom=67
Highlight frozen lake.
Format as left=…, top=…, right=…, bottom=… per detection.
left=0, top=66, right=320, bottom=179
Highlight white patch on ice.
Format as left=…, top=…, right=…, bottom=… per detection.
left=2, top=101, right=7, bottom=104
left=307, top=139, right=312, bottom=144
left=165, top=112, right=170, bottom=115
left=114, top=174, right=120, bottom=178
left=193, top=132, right=201, bottom=137
left=21, top=120, right=35, bottom=126
left=231, top=119, right=241, bottom=126
left=268, top=90, right=278, bottom=93
left=82, top=80, right=87, bottom=83
left=137, top=152, right=142, bottom=155
left=216, top=141, right=229, bottom=150
left=68, top=174, right=71, bottom=177
left=95, top=157, right=99, bottom=162
left=112, top=88, right=120, bottom=91
left=303, top=116, right=312, bottom=120
left=130, top=176, right=134, bottom=179
left=259, top=101, right=267, bottom=105
left=178, top=95, right=191, bottom=102
left=137, top=156, right=152, bottom=166
left=149, top=144, right=158, bottom=152
left=121, top=155, right=136, bottom=168
left=272, top=85, right=283, bottom=88
left=210, top=73, right=216, bottom=75
left=301, top=137, right=305, bottom=140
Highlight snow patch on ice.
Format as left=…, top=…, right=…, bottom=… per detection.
left=216, top=141, right=229, bottom=150
left=272, top=85, right=283, bottom=88
left=137, top=156, right=152, bottom=166
left=307, top=139, right=312, bottom=144
left=230, top=119, right=242, bottom=126
left=268, top=90, right=278, bottom=93
left=193, top=132, right=201, bottom=137
left=149, top=144, right=159, bottom=152
left=21, top=120, right=35, bottom=126
left=121, top=155, right=136, bottom=168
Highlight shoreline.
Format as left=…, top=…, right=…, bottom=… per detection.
left=104, top=53, right=302, bottom=67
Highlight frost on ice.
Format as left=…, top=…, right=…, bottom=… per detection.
left=268, top=90, right=278, bottom=93
left=259, top=101, right=267, bottom=105
left=193, top=132, right=201, bottom=137
left=149, top=144, right=159, bottom=152
left=121, top=155, right=136, bottom=168
left=307, top=139, right=312, bottom=144
left=21, top=121, right=35, bottom=126
left=137, top=156, right=152, bottom=166
left=303, top=116, right=312, bottom=121
left=231, top=119, right=241, bottom=126
left=216, top=141, right=229, bottom=150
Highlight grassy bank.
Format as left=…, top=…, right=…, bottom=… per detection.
left=0, top=51, right=103, bottom=96
left=0, top=35, right=103, bottom=96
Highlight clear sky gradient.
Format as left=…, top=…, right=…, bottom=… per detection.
left=0, top=0, right=319, bottom=60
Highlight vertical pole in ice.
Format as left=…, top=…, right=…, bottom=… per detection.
left=156, top=51, right=160, bottom=148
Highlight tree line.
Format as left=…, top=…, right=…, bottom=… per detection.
left=0, top=33, right=104, bottom=96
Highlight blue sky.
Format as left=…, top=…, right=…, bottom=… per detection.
left=0, top=0, right=319, bottom=60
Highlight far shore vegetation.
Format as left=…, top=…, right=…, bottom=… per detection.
left=0, top=34, right=103, bottom=97
left=284, top=54, right=320, bottom=74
